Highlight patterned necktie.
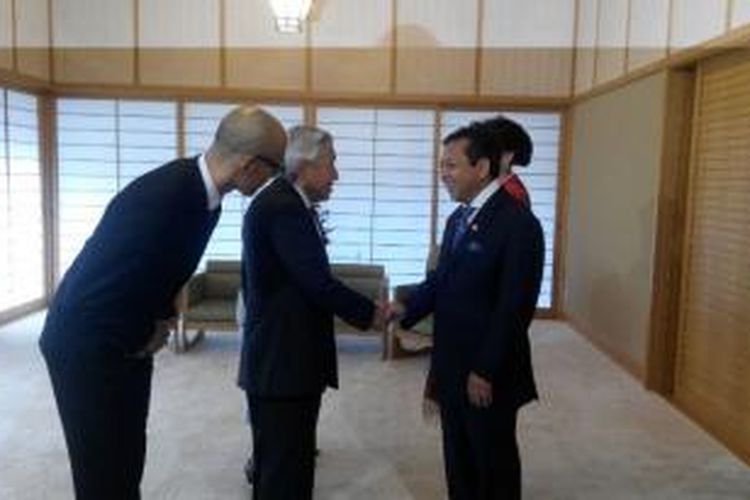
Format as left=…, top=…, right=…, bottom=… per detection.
left=450, top=204, right=475, bottom=251
left=309, top=207, right=327, bottom=244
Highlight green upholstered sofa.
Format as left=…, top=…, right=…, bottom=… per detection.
left=174, top=259, right=388, bottom=352
left=329, top=263, right=388, bottom=334
left=174, top=260, right=242, bottom=351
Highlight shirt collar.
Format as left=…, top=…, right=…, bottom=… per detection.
left=465, top=179, right=501, bottom=223
left=253, top=175, right=278, bottom=202
left=198, top=154, right=222, bottom=211
left=292, top=182, right=313, bottom=209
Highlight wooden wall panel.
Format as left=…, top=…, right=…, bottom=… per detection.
left=627, top=0, right=670, bottom=72
left=396, top=48, right=476, bottom=96
left=52, top=0, right=134, bottom=84
left=15, top=0, right=49, bottom=80
left=312, top=0, right=391, bottom=94
left=731, top=0, right=750, bottom=28
left=574, top=0, right=598, bottom=95
left=225, top=49, right=305, bottom=91
left=396, top=0, right=476, bottom=95
left=54, top=49, right=134, bottom=85
left=670, top=0, right=728, bottom=49
left=595, top=0, right=628, bottom=85
left=138, top=49, right=220, bottom=88
left=481, top=0, right=574, bottom=96
left=312, top=49, right=390, bottom=95
left=674, top=50, right=750, bottom=465
left=481, top=48, right=573, bottom=96
left=225, top=0, right=305, bottom=91
left=0, top=0, right=12, bottom=70
left=138, top=0, right=220, bottom=87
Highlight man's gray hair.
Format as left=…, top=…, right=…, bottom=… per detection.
left=284, top=125, right=332, bottom=177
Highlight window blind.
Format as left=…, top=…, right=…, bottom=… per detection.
left=317, top=107, right=435, bottom=287
left=184, top=103, right=303, bottom=266
left=0, top=89, right=44, bottom=311
left=57, top=99, right=177, bottom=276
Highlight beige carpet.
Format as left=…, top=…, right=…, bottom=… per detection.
left=1, top=313, right=748, bottom=499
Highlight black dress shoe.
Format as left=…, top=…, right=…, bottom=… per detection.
left=244, top=456, right=254, bottom=485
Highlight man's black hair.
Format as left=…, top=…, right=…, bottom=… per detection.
left=443, top=121, right=502, bottom=178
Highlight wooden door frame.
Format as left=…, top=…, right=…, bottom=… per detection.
left=643, top=67, right=697, bottom=395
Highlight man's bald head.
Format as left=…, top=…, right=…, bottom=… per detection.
left=210, top=106, right=287, bottom=167
left=206, top=106, right=287, bottom=196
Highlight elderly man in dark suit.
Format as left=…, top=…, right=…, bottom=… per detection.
left=394, top=117, right=545, bottom=499
left=39, top=106, right=287, bottom=500
left=238, top=125, right=385, bottom=500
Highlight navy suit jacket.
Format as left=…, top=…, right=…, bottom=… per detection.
left=402, top=187, right=544, bottom=409
left=238, top=178, right=375, bottom=397
left=40, top=157, right=220, bottom=356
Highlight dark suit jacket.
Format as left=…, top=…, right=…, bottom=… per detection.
left=238, top=178, right=374, bottom=398
left=40, top=157, right=220, bottom=356
left=402, top=186, right=544, bottom=409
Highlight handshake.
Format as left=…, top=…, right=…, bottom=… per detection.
left=370, top=300, right=405, bottom=332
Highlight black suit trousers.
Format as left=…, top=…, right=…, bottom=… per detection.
left=440, top=400, right=520, bottom=500
left=246, top=393, right=322, bottom=500
left=41, top=347, right=153, bottom=500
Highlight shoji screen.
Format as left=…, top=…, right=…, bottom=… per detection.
left=317, top=107, right=435, bottom=287
left=118, top=101, right=178, bottom=187
left=184, top=103, right=303, bottom=266
left=0, top=89, right=44, bottom=312
left=57, top=99, right=177, bottom=276
left=438, top=111, right=561, bottom=308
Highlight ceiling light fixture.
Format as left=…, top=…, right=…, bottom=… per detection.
left=269, top=0, right=312, bottom=33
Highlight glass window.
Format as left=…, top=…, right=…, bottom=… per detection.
left=317, top=107, right=435, bottom=287
left=57, top=98, right=177, bottom=276
left=184, top=103, right=304, bottom=267
left=0, top=89, right=44, bottom=311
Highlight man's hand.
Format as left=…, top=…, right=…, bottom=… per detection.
left=137, top=319, right=174, bottom=357
left=422, top=396, right=440, bottom=423
left=421, top=368, right=440, bottom=424
left=370, top=300, right=406, bottom=331
left=386, top=300, right=405, bottom=323
left=370, top=301, right=389, bottom=331
left=467, top=372, right=493, bottom=408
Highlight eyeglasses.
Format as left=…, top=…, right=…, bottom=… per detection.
left=255, top=155, right=284, bottom=172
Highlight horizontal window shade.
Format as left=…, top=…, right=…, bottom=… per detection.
left=50, top=100, right=561, bottom=311
left=1, top=91, right=10, bottom=311
left=57, top=99, right=177, bottom=277
left=0, top=89, right=44, bottom=312
left=184, top=103, right=303, bottom=267
left=184, top=103, right=238, bottom=155
left=438, top=111, right=560, bottom=308
left=318, top=107, right=434, bottom=287
left=118, top=101, right=178, bottom=187
left=57, top=99, right=117, bottom=275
